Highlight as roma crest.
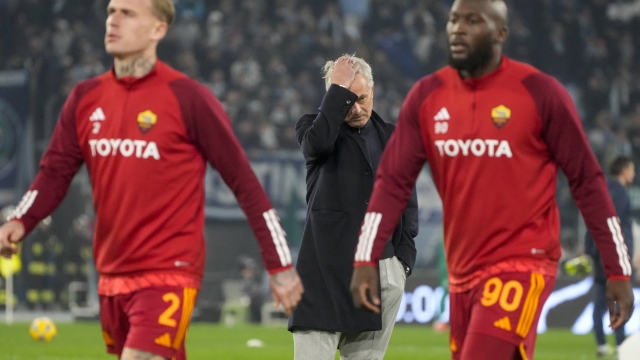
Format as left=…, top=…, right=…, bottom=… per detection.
left=137, top=110, right=157, bottom=133
left=491, top=105, right=511, bottom=128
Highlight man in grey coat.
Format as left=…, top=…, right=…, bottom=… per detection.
left=288, top=54, right=418, bottom=360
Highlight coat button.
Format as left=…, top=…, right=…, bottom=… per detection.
left=365, top=169, right=371, bottom=174
left=365, top=199, right=369, bottom=204
left=346, top=100, right=351, bottom=104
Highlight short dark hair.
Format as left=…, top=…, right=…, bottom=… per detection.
left=609, top=155, right=634, bottom=176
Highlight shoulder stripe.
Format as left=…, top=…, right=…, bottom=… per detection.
left=263, top=209, right=292, bottom=266
left=355, top=212, right=382, bottom=262
left=607, top=217, right=632, bottom=275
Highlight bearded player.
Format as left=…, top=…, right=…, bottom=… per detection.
left=350, top=1, right=634, bottom=359
left=0, top=1, right=303, bottom=359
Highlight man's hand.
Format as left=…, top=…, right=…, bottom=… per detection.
left=606, top=279, right=634, bottom=329
left=268, top=267, right=304, bottom=317
left=0, top=220, right=25, bottom=259
left=331, top=56, right=359, bottom=89
left=350, top=265, right=381, bottom=314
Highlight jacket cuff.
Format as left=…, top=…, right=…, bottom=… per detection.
left=395, top=246, right=416, bottom=272
left=397, top=258, right=411, bottom=277
left=354, top=261, right=378, bottom=268
left=607, top=275, right=631, bottom=281
left=267, top=264, right=293, bottom=275
left=319, top=84, right=358, bottom=120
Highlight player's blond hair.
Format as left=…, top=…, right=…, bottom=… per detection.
left=151, top=0, right=175, bottom=26
left=322, top=54, right=374, bottom=91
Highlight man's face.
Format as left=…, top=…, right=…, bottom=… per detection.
left=446, top=0, right=499, bottom=72
left=623, top=163, right=636, bottom=185
left=345, top=74, right=374, bottom=128
left=105, top=0, right=164, bottom=59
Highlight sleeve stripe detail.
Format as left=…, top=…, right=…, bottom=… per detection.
left=355, top=212, right=382, bottom=262
left=607, top=216, right=633, bottom=276
left=10, top=190, right=38, bottom=220
left=355, top=213, right=374, bottom=262
left=263, top=209, right=292, bottom=266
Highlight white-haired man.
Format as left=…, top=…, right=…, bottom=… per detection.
left=288, top=55, right=418, bottom=360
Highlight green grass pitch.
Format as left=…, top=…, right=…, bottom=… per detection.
left=0, top=322, right=600, bottom=359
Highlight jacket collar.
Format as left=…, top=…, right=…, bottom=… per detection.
left=109, top=60, right=164, bottom=89
left=341, top=110, right=391, bottom=169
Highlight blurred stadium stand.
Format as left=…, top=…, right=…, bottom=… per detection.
left=0, top=0, right=639, bottom=322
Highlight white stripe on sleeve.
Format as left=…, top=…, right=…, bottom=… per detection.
left=355, top=213, right=373, bottom=262
left=355, top=212, right=382, bottom=262
left=10, top=190, right=38, bottom=220
left=262, top=209, right=292, bottom=266
left=607, top=216, right=633, bottom=276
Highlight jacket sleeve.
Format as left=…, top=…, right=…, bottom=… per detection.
left=296, top=84, right=357, bottom=163
left=172, top=79, right=293, bottom=273
left=354, top=77, right=434, bottom=267
left=9, top=85, right=86, bottom=235
left=523, top=73, right=632, bottom=280
left=395, top=187, right=419, bottom=273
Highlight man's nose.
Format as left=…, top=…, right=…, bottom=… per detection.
left=107, top=13, right=121, bottom=27
left=451, top=21, right=466, bottom=34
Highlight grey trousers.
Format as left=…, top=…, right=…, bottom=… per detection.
left=292, top=256, right=407, bottom=360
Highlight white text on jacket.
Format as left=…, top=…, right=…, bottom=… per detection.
left=88, top=139, right=161, bottom=160
left=434, top=139, right=513, bottom=158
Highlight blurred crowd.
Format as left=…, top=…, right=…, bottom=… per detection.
left=1, top=0, right=639, bottom=268
left=0, top=0, right=637, bottom=160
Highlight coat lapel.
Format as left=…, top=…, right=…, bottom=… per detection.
left=372, top=111, right=393, bottom=146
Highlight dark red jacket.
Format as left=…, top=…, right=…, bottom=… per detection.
left=11, top=61, right=292, bottom=285
left=355, top=56, right=632, bottom=291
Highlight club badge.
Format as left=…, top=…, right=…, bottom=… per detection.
left=137, top=109, right=157, bottom=133
left=491, top=105, right=511, bottom=128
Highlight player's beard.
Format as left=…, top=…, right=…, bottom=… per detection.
left=448, top=35, right=494, bottom=74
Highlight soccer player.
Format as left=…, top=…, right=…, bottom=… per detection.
left=0, top=1, right=303, bottom=359
left=349, top=1, right=634, bottom=359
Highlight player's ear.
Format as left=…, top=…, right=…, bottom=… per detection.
left=151, top=21, right=169, bottom=42
left=495, top=26, right=508, bottom=45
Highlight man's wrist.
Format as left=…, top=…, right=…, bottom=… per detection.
left=399, top=259, right=410, bottom=277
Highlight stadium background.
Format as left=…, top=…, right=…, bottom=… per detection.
left=0, top=0, right=639, bottom=333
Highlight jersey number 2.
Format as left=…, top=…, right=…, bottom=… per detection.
left=158, top=292, right=180, bottom=327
